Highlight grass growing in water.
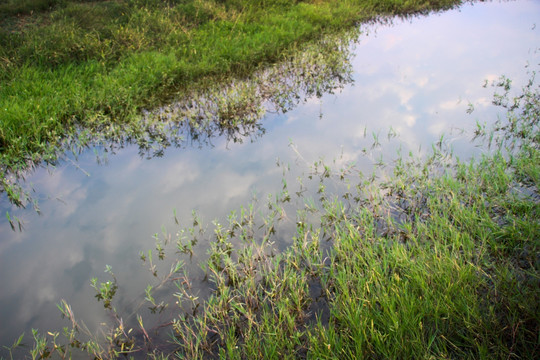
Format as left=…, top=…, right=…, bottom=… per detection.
left=0, top=0, right=462, bottom=204
left=166, top=74, right=539, bottom=359
left=7, top=68, right=539, bottom=359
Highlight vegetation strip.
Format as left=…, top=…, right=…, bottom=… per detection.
left=0, top=0, right=461, bottom=203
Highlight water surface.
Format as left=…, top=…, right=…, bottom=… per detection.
left=1, top=0, right=539, bottom=353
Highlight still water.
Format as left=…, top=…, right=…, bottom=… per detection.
left=1, top=0, right=539, bottom=353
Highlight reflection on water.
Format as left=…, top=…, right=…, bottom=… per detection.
left=1, top=0, right=540, bottom=355
left=135, top=30, right=355, bottom=158
left=0, top=30, right=355, bottom=210
left=82, top=31, right=355, bottom=160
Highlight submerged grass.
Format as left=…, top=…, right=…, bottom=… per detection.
left=0, top=0, right=462, bottom=203
left=7, top=66, right=539, bottom=359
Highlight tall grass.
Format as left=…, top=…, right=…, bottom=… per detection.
left=1, top=26, right=356, bottom=211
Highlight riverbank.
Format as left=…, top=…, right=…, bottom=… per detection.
left=0, top=0, right=461, bottom=204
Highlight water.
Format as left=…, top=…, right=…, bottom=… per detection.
left=1, top=0, right=539, bottom=355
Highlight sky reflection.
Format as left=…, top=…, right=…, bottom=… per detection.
left=1, top=0, right=539, bottom=351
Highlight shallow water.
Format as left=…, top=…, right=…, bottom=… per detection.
left=1, top=0, right=539, bottom=354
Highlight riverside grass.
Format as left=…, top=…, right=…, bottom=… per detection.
left=167, top=77, right=539, bottom=359
left=161, top=75, right=540, bottom=359
left=0, top=0, right=461, bottom=203
left=12, top=71, right=539, bottom=359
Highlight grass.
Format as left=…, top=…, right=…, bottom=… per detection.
left=0, top=0, right=462, bottom=204
left=165, top=70, right=539, bottom=359
left=6, top=65, right=538, bottom=359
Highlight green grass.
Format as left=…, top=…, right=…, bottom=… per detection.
left=164, top=72, right=539, bottom=359
left=0, top=0, right=461, bottom=203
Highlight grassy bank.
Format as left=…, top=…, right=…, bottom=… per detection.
left=0, top=0, right=461, bottom=203
left=7, top=67, right=538, bottom=359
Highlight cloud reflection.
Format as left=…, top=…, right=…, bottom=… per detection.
left=1, top=0, right=540, bottom=349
